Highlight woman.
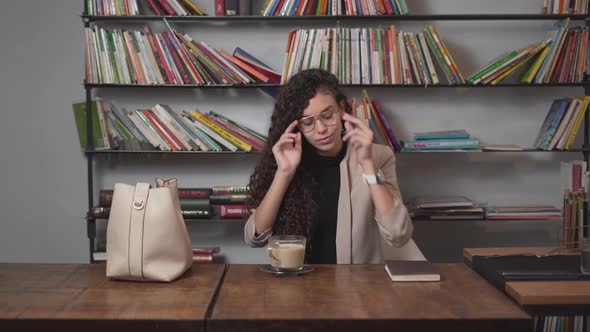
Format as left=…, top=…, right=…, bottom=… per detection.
left=244, top=69, right=413, bottom=264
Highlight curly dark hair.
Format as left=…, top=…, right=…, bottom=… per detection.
left=246, top=69, right=352, bottom=257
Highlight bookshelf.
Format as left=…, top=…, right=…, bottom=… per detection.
left=85, top=148, right=590, bottom=156
left=83, top=14, right=589, bottom=22
left=85, top=82, right=590, bottom=88
left=81, top=3, right=590, bottom=264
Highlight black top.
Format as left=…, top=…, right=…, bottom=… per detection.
left=309, top=144, right=347, bottom=264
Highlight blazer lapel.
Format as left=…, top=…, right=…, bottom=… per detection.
left=336, top=145, right=354, bottom=264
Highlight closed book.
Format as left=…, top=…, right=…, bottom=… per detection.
left=403, top=138, right=480, bottom=150
left=384, top=260, right=440, bottom=282
left=192, top=247, right=220, bottom=255
left=215, top=204, right=248, bottom=218
left=533, top=98, right=570, bottom=149
left=212, top=186, right=248, bottom=195
left=192, top=253, right=214, bottom=264
left=224, top=0, right=239, bottom=15
left=182, top=209, right=211, bottom=219
left=210, top=194, right=248, bottom=204
left=215, top=0, right=225, bottom=16
left=178, top=188, right=211, bottom=199
left=180, top=198, right=210, bottom=210
left=412, top=195, right=473, bottom=209
left=414, top=129, right=470, bottom=140
left=238, top=0, right=252, bottom=15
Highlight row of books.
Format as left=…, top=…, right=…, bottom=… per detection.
left=467, top=20, right=587, bottom=85
left=86, top=0, right=206, bottom=16
left=534, top=315, right=587, bottom=332
left=261, top=0, right=409, bottom=16
left=543, top=0, right=589, bottom=14
left=532, top=19, right=586, bottom=84
left=145, top=0, right=206, bottom=16
left=402, top=130, right=480, bottom=151
left=93, top=185, right=250, bottom=219
left=364, top=92, right=588, bottom=153
left=280, top=25, right=464, bottom=85
left=86, top=0, right=141, bottom=15
left=534, top=96, right=589, bottom=151
left=84, top=25, right=281, bottom=85
left=561, top=160, right=589, bottom=249
left=409, top=195, right=561, bottom=221
left=72, top=99, right=267, bottom=151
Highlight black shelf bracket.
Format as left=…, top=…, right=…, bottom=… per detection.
left=85, top=85, right=96, bottom=263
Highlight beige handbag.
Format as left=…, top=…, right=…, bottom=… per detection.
left=106, top=178, right=192, bottom=282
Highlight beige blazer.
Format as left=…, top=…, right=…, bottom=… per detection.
left=244, top=143, right=414, bottom=264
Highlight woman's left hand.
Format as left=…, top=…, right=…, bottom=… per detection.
left=342, top=112, right=374, bottom=166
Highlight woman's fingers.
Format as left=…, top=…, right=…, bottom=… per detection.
left=285, top=120, right=299, bottom=134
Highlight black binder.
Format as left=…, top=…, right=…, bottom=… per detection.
left=472, top=255, right=590, bottom=291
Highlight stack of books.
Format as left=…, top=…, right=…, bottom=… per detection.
left=192, top=247, right=220, bottom=264
left=261, top=0, right=409, bottom=16
left=210, top=186, right=249, bottom=219
left=533, top=97, right=589, bottom=150
left=410, top=195, right=484, bottom=220
left=402, top=130, right=480, bottom=151
left=92, top=185, right=250, bottom=220
left=73, top=99, right=267, bottom=152
left=484, top=206, right=561, bottom=220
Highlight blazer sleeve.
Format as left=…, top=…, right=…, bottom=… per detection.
left=374, top=145, right=414, bottom=247
left=244, top=210, right=273, bottom=247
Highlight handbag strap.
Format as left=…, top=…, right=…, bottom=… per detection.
left=128, top=183, right=150, bottom=279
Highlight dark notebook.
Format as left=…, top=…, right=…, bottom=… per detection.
left=472, top=255, right=590, bottom=291
left=384, top=260, right=441, bottom=282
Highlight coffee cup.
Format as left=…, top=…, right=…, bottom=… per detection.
left=267, top=235, right=306, bottom=272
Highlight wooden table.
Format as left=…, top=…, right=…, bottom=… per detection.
left=464, top=247, right=590, bottom=315
left=0, top=263, right=225, bottom=332
left=208, top=264, right=531, bottom=332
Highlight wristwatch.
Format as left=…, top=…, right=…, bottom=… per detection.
left=362, top=169, right=385, bottom=185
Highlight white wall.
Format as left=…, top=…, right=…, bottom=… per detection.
left=0, top=0, right=583, bottom=263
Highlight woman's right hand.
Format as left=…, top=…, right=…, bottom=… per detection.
left=272, top=120, right=302, bottom=177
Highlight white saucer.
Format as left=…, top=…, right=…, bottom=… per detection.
left=259, top=264, right=314, bottom=276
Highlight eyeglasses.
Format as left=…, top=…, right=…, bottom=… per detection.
left=297, top=108, right=339, bottom=133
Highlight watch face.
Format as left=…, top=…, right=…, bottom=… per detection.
left=363, top=174, right=377, bottom=184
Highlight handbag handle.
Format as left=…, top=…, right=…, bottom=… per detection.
left=128, top=183, right=150, bottom=278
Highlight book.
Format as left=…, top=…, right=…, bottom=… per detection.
left=72, top=99, right=110, bottom=150
left=482, top=144, right=524, bottom=151
left=414, top=130, right=470, bottom=140
left=224, top=0, right=239, bottom=16
left=533, top=98, right=570, bottom=150
left=403, top=138, right=480, bottom=150
left=215, top=0, right=225, bottom=16
left=384, top=260, right=440, bottom=282
left=412, top=196, right=473, bottom=209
